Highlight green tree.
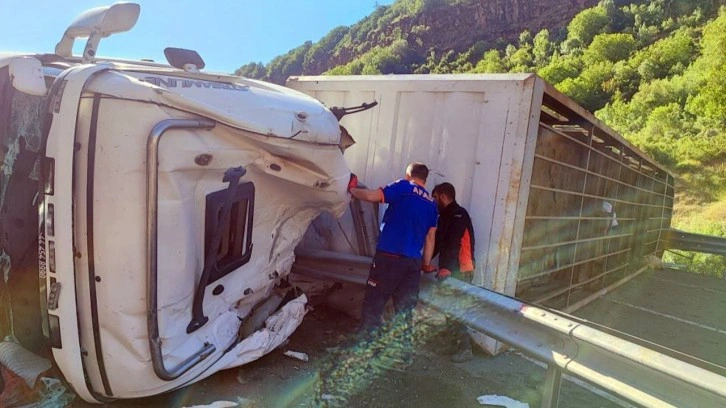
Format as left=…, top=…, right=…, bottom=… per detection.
left=560, top=37, right=584, bottom=56
left=471, top=49, right=506, bottom=73
left=538, top=55, right=582, bottom=85
left=635, top=103, right=687, bottom=163
left=557, top=61, right=615, bottom=111
left=327, top=60, right=364, bottom=75
left=604, top=60, right=640, bottom=100
left=567, top=5, right=610, bottom=45
left=451, top=41, right=489, bottom=72
left=602, top=0, right=633, bottom=32
left=234, top=62, right=266, bottom=79
left=266, top=41, right=313, bottom=84
left=533, top=29, right=554, bottom=68
left=583, top=33, right=637, bottom=64
left=685, top=10, right=726, bottom=126
left=303, top=26, right=350, bottom=73
left=412, top=49, right=439, bottom=74
left=391, top=0, right=447, bottom=15
left=599, top=75, right=693, bottom=135
left=507, top=31, right=535, bottom=72
left=431, top=50, right=457, bottom=74
left=633, top=28, right=697, bottom=81
left=328, top=39, right=415, bottom=76
left=630, top=0, right=666, bottom=29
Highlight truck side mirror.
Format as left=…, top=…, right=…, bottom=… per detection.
left=55, top=2, right=140, bottom=63
left=9, top=57, right=47, bottom=96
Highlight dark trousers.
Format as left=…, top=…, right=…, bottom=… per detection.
left=447, top=270, right=473, bottom=348
left=360, top=252, right=421, bottom=333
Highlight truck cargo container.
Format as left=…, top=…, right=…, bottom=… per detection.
left=289, top=74, right=674, bottom=311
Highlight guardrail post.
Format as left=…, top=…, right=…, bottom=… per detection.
left=541, top=365, right=562, bottom=408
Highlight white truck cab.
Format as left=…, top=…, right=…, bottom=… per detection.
left=0, top=3, right=356, bottom=402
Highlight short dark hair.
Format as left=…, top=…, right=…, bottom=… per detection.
left=406, top=162, right=429, bottom=182
left=432, top=182, right=456, bottom=201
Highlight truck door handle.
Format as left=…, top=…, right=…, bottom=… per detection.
left=146, top=119, right=217, bottom=381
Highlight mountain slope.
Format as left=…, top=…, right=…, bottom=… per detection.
left=235, top=0, right=600, bottom=83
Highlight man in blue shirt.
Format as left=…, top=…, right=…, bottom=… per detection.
left=349, top=162, right=438, bottom=344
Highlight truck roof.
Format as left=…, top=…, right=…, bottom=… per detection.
left=1, top=51, right=343, bottom=146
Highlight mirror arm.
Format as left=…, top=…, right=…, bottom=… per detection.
left=83, top=30, right=103, bottom=63
left=55, top=33, right=75, bottom=58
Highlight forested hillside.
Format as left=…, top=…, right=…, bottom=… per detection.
left=236, top=0, right=601, bottom=83
left=237, top=0, right=726, bottom=275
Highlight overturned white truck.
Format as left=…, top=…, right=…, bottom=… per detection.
left=0, top=3, right=365, bottom=402
left=2, top=1, right=680, bottom=405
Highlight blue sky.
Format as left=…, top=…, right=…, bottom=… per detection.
left=0, top=0, right=393, bottom=74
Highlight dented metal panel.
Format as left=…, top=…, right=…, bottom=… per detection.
left=95, top=70, right=342, bottom=145
left=289, top=74, right=540, bottom=297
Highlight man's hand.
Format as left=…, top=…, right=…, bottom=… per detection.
left=347, top=173, right=359, bottom=192
left=421, top=264, right=436, bottom=274
left=436, top=268, right=451, bottom=281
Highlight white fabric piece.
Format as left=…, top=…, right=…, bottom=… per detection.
left=283, top=350, right=309, bottom=362
left=0, top=341, right=52, bottom=388
left=602, top=201, right=619, bottom=228
left=0, top=250, right=10, bottom=284
left=215, top=294, right=308, bottom=371
left=477, top=394, right=529, bottom=408
left=182, top=402, right=238, bottom=408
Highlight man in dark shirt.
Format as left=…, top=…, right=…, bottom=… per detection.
left=348, top=163, right=438, bottom=364
left=432, top=182, right=475, bottom=362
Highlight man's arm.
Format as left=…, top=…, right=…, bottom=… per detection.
left=350, top=187, right=384, bottom=203
left=422, top=227, right=436, bottom=267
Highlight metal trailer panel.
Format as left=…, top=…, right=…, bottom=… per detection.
left=289, top=73, right=674, bottom=317
left=288, top=74, right=541, bottom=296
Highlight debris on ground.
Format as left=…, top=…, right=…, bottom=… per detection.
left=663, top=263, right=688, bottom=270
left=182, top=401, right=238, bottom=408
left=23, top=377, right=75, bottom=408
left=0, top=340, right=52, bottom=388
left=644, top=254, right=665, bottom=269
left=0, top=340, right=72, bottom=407
left=1, top=364, right=33, bottom=407
left=283, top=350, right=309, bottom=362
left=477, top=394, right=530, bottom=408
left=71, top=304, right=626, bottom=408
left=181, top=397, right=258, bottom=408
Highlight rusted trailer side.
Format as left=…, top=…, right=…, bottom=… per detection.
left=518, top=83, right=674, bottom=309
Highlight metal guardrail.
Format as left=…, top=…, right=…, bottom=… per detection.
left=292, top=249, right=726, bottom=408
left=662, top=229, right=726, bottom=256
